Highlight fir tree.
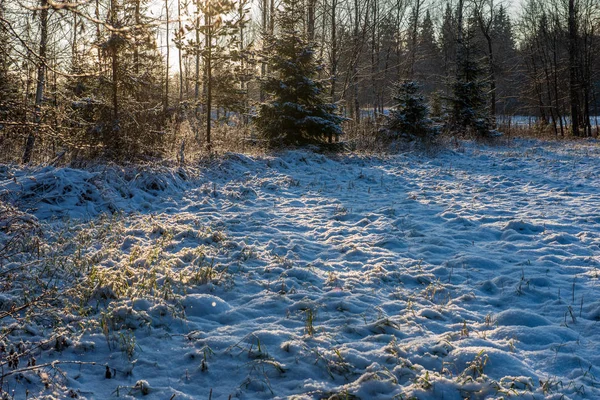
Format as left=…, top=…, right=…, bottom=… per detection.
left=440, top=3, right=457, bottom=85
left=449, top=16, right=491, bottom=136
left=415, top=10, right=442, bottom=95
left=254, top=0, right=344, bottom=146
left=386, top=81, right=434, bottom=140
left=72, top=0, right=166, bottom=158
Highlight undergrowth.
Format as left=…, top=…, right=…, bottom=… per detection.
left=0, top=206, right=230, bottom=397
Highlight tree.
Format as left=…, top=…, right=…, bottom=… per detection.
left=385, top=80, right=434, bottom=140
left=440, top=2, right=457, bottom=93
left=473, top=0, right=499, bottom=126
left=568, top=0, right=580, bottom=136
left=415, top=9, right=442, bottom=95
left=70, top=0, right=166, bottom=157
left=255, top=0, right=344, bottom=146
left=448, top=0, right=491, bottom=135
left=196, top=0, right=238, bottom=146
left=0, top=0, right=18, bottom=125
left=21, top=0, right=48, bottom=163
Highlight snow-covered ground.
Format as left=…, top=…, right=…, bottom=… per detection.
left=1, top=139, right=600, bottom=399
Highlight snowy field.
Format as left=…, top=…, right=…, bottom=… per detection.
left=1, top=139, right=600, bottom=399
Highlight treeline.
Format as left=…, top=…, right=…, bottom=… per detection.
left=0, top=0, right=599, bottom=162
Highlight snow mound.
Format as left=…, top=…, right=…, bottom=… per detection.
left=502, top=220, right=545, bottom=234
left=182, top=294, right=231, bottom=318
left=495, top=309, right=552, bottom=327
left=0, top=165, right=193, bottom=218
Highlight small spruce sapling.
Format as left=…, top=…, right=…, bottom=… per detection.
left=384, top=81, right=435, bottom=141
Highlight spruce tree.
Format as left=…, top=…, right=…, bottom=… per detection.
left=254, top=0, right=344, bottom=146
left=415, top=10, right=442, bottom=95
left=449, top=15, right=491, bottom=136
left=70, top=0, right=165, bottom=158
left=386, top=81, right=434, bottom=140
left=440, top=3, right=457, bottom=85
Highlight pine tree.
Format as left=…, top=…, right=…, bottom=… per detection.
left=196, top=0, right=238, bottom=145
left=385, top=81, right=433, bottom=140
left=254, top=0, right=344, bottom=146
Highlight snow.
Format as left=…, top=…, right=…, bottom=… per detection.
left=1, top=139, right=600, bottom=399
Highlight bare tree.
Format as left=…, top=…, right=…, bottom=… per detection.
left=22, top=0, right=48, bottom=164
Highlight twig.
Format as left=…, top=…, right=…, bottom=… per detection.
left=1, top=361, right=97, bottom=380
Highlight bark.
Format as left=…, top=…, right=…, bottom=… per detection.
left=260, top=0, right=267, bottom=103
left=408, top=0, right=421, bottom=79
left=476, top=0, right=496, bottom=127
left=194, top=0, right=201, bottom=127
left=134, top=0, right=140, bottom=75
left=568, top=0, right=580, bottom=136
left=307, top=0, right=316, bottom=42
left=352, top=0, right=361, bottom=123
left=178, top=0, right=183, bottom=103
left=205, top=8, right=212, bottom=145
left=164, top=0, right=170, bottom=111
left=330, top=0, right=337, bottom=104
left=111, top=0, right=118, bottom=120
left=22, top=0, right=48, bottom=163
left=96, top=0, right=102, bottom=74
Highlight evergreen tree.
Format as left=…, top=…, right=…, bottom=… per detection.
left=254, top=0, right=344, bottom=146
left=385, top=81, right=434, bottom=140
left=70, top=0, right=165, bottom=158
left=196, top=0, right=239, bottom=145
left=440, top=3, right=457, bottom=88
left=491, top=5, right=518, bottom=113
left=448, top=14, right=491, bottom=136
left=415, top=10, right=442, bottom=95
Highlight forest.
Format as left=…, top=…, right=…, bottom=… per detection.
left=0, top=0, right=599, bottom=163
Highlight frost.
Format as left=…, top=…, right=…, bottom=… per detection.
left=2, top=140, right=600, bottom=399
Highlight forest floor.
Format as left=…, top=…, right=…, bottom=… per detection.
left=1, top=138, right=600, bottom=399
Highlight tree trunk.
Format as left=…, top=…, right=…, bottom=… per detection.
left=111, top=0, right=118, bottom=120
left=371, top=0, right=379, bottom=117
left=485, top=35, right=496, bottom=127
left=352, top=0, right=360, bottom=124
left=330, top=0, right=337, bottom=104
left=134, top=0, right=140, bottom=75
left=329, top=0, right=338, bottom=143
left=206, top=10, right=212, bottom=146
left=178, top=0, right=183, bottom=103
left=408, top=0, right=421, bottom=79
left=194, top=0, right=201, bottom=133
left=270, top=0, right=275, bottom=34
left=164, top=0, right=170, bottom=112
left=568, top=0, right=580, bottom=136
left=307, top=0, right=316, bottom=42
left=260, top=0, right=267, bottom=103
left=22, top=0, right=48, bottom=163
left=552, top=33, right=564, bottom=136
left=239, top=2, right=247, bottom=125
left=96, top=0, right=102, bottom=74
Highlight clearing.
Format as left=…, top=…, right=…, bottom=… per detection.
left=1, top=139, right=599, bottom=399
